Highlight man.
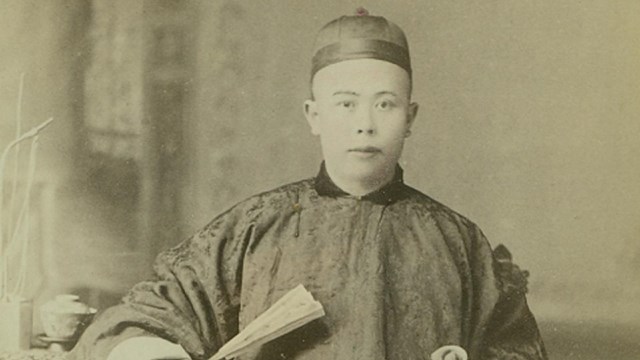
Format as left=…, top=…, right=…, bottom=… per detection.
left=70, top=10, right=547, bottom=360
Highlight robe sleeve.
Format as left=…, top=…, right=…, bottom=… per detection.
left=68, top=203, right=255, bottom=360
left=467, top=225, right=548, bottom=360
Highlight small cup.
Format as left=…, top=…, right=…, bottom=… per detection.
left=40, top=294, right=97, bottom=340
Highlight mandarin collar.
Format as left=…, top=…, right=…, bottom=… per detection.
left=314, top=162, right=408, bottom=205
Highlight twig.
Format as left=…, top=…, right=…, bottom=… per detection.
left=8, top=73, right=26, bottom=247
left=13, top=136, right=38, bottom=297
left=0, top=117, right=53, bottom=301
left=0, top=136, right=37, bottom=300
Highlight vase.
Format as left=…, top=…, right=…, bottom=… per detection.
left=0, top=298, right=32, bottom=351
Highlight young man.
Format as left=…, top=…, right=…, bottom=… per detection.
left=70, top=11, right=547, bottom=360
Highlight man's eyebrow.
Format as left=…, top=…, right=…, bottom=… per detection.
left=332, top=91, right=359, bottom=96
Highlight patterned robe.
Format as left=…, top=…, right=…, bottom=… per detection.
left=69, top=164, right=547, bottom=360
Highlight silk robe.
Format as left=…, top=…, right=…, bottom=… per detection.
left=69, top=165, right=547, bottom=360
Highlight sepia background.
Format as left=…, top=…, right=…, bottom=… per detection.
left=0, top=0, right=639, bottom=358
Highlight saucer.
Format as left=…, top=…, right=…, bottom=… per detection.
left=36, top=334, right=77, bottom=352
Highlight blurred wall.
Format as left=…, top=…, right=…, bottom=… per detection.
left=1, top=0, right=639, bottom=354
left=0, top=0, right=151, bottom=330
left=0, top=0, right=88, bottom=301
left=0, top=0, right=83, bottom=178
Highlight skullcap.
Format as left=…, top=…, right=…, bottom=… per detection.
left=311, top=9, right=411, bottom=79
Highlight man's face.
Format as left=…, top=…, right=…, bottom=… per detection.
left=304, top=58, right=418, bottom=186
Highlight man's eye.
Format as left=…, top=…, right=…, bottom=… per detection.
left=375, top=100, right=396, bottom=110
left=337, top=101, right=355, bottom=109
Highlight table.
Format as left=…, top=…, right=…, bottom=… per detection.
left=0, top=349, right=66, bottom=360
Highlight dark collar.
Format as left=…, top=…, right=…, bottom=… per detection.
left=314, top=162, right=408, bottom=205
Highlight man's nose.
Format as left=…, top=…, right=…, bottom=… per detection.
left=355, top=107, right=376, bottom=135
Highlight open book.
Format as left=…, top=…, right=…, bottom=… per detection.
left=209, top=284, right=325, bottom=360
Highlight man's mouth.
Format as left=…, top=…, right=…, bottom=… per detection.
left=348, top=146, right=382, bottom=155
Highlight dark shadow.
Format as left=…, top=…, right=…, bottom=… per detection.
left=253, top=319, right=331, bottom=360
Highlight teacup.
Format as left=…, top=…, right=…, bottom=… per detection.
left=40, top=294, right=97, bottom=340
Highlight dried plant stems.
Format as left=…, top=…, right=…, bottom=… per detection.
left=8, top=73, right=26, bottom=248
left=12, top=136, right=38, bottom=297
left=0, top=118, right=53, bottom=301
left=6, top=136, right=38, bottom=297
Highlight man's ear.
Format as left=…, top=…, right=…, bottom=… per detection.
left=304, top=99, right=320, bottom=135
left=407, top=102, right=419, bottom=129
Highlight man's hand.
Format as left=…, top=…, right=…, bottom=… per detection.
left=431, top=345, right=468, bottom=360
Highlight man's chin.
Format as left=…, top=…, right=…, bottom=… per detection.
left=340, top=163, right=394, bottom=184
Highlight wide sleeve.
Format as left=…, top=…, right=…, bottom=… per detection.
left=466, top=225, right=548, bottom=360
left=68, top=204, right=254, bottom=360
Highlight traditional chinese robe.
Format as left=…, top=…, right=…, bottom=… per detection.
left=69, top=164, right=547, bottom=360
